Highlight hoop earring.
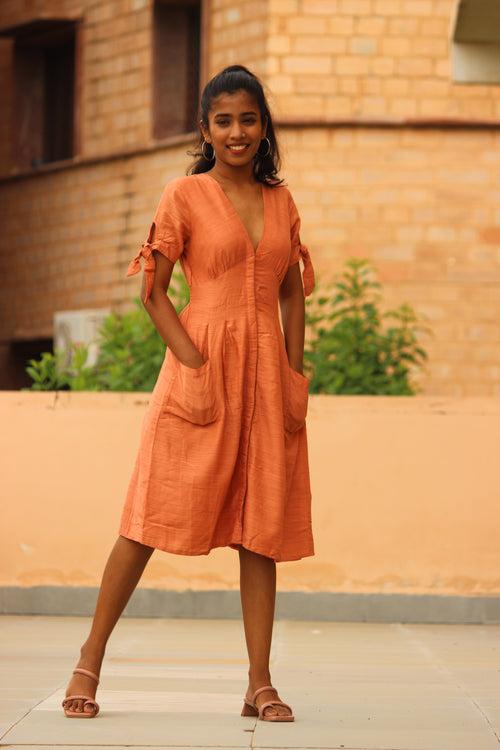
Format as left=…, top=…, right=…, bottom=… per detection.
left=201, top=140, right=215, bottom=161
left=256, top=136, right=271, bottom=158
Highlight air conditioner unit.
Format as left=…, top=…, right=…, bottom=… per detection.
left=53, top=308, right=110, bottom=368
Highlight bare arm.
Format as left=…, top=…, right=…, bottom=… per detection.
left=142, top=251, right=205, bottom=369
left=279, top=261, right=305, bottom=375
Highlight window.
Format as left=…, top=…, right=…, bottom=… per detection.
left=9, top=20, right=77, bottom=168
left=153, top=0, right=201, bottom=139
left=451, top=0, right=500, bottom=84
left=3, top=338, right=53, bottom=390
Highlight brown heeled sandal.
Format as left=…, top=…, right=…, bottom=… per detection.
left=62, top=667, right=100, bottom=718
left=241, top=684, right=294, bottom=722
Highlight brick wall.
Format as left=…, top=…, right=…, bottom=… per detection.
left=0, top=143, right=192, bottom=339
left=267, top=0, right=500, bottom=121
left=282, top=126, right=500, bottom=396
left=211, top=1, right=268, bottom=74
left=0, top=0, right=499, bottom=395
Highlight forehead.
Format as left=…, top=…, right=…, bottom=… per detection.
left=209, top=89, right=259, bottom=115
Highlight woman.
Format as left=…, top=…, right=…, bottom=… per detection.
left=62, top=64, right=315, bottom=723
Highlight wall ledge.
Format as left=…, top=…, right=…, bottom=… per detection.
left=1, top=586, right=499, bottom=624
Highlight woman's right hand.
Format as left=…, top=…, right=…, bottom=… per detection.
left=182, top=352, right=206, bottom=369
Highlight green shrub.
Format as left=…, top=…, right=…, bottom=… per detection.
left=26, top=259, right=431, bottom=395
left=26, top=350, right=70, bottom=391
left=304, top=257, right=432, bottom=395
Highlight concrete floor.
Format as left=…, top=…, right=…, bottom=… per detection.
left=0, top=614, right=499, bottom=750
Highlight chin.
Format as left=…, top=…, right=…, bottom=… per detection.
left=223, top=156, right=253, bottom=166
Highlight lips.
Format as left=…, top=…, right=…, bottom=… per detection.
left=227, top=144, right=249, bottom=152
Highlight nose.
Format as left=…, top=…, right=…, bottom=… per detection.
left=229, top=121, right=245, bottom=140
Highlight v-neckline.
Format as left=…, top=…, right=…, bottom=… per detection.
left=200, top=171, right=267, bottom=254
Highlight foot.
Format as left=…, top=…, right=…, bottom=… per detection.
left=245, top=681, right=293, bottom=719
left=63, top=646, right=104, bottom=715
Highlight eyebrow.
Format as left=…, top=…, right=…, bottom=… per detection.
left=214, top=111, right=258, bottom=117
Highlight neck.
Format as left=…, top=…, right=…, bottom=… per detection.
left=208, top=161, right=258, bottom=187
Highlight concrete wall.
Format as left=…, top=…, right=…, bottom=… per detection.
left=2, top=392, right=499, bottom=604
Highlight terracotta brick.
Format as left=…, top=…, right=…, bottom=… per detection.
left=420, top=18, right=450, bottom=37
left=480, top=227, right=500, bottom=245
left=324, top=96, right=354, bottom=116
left=328, top=16, right=355, bottom=35
left=295, top=76, right=337, bottom=94
left=338, top=0, right=371, bottom=14
left=464, top=99, right=495, bottom=119
left=426, top=226, right=457, bottom=243
left=414, top=78, right=450, bottom=97
left=434, top=58, right=451, bottom=78
left=361, top=77, right=382, bottom=94
left=339, top=76, right=361, bottom=94
left=388, top=97, right=418, bottom=116
left=373, top=245, right=415, bottom=262
left=285, top=93, right=329, bottom=116
left=381, top=37, right=411, bottom=56
left=373, top=0, right=402, bottom=15
left=412, top=37, right=449, bottom=57
left=405, top=0, right=434, bottom=16
left=270, top=0, right=299, bottom=15
left=359, top=96, right=387, bottom=114
left=217, top=4, right=240, bottom=24
left=335, top=55, right=371, bottom=75
left=267, top=73, right=294, bottom=93
left=387, top=17, right=419, bottom=35
left=292, top=35, right=347, bottom=54
left=286, top=16, right=327, bottom=34
left=397, top=57, right=434, bottom=77
left=301, top=0, right=339, bottom=12
left=268, top=34, right=291, bottom=54
left=349, top=36, right=378, bottom=55
left=281, top=55, right=332, bottom=74
left=355, top=16, right=386, bottom=34
left=212, top=9, right=224, bottom=29
left=371, top=56, right=395, bottom=76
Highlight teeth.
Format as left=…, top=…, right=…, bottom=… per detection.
left=229, top=145, right=247, bottom=151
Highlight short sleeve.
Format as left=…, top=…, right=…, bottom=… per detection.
left=287, top=190, right=315, bottom=297
left=126, top=179, right=190, bottom=304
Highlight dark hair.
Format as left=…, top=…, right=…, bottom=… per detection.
left=186, top=64, right=285, bottom=187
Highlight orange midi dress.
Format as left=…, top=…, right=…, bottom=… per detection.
left=118, top=171, right=316, bottom=562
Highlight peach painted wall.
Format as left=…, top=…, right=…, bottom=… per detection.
left=1, top=391, right=499, bottom=595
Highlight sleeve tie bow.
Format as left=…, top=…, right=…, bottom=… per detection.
left=126, top=241, right=156, bottom=304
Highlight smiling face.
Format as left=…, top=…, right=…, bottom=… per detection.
left=200, top=89, right=268, bottom=172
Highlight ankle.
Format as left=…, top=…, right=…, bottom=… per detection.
left=248, top=669, right=272, bottom=687
left=79, top=640, right=106, bottom=665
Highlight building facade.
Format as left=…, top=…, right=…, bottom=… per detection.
left=0, top=0, right=499, bottom=394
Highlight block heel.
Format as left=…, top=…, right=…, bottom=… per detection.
left=241, top=700, right=259, bottom=716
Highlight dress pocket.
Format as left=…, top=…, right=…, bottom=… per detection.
left=284, top=364, right=310, bottom=433
left=162, top=356, right=219, bottom=425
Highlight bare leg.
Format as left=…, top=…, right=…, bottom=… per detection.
left=64, top=535, right=154, bottom=714
left=238, top=545, right=292, bottom=718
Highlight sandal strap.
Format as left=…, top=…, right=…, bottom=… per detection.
left=62, top=694, right=95, bottom=703
left=259, top=699, right=293, bottom=715
left=73, top=667, right=99, bottom=685
left=62, top=695, right=99, bottom=712
left=251, top=684, right=276, bottom=703
left=83, top=699, right=99, bottom=711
